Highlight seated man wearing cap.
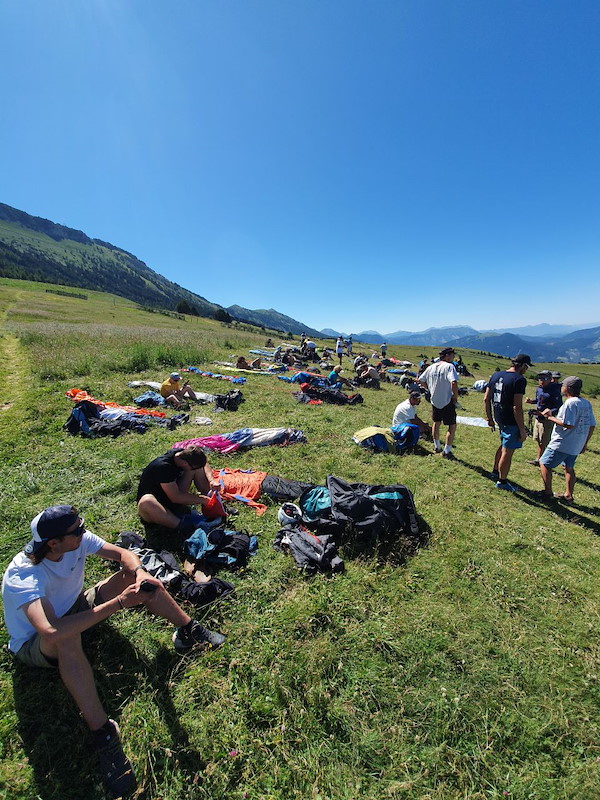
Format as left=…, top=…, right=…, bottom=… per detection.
left=137, top=445, right=220, bottom=540
left=484, top=354, right=531, bottom=491
left=417, top=347, right=459, bottom=458
left=525, top=370, right=562, bottom=465
left=160, top=372, right=198, bottom=408
left=392, top=391, right=431, bottom=437
left=537, top=376, right=596, bottom=503
left=1, top=505, right=225, bottom=797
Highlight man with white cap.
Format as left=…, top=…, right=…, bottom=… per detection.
left=537, top=376, right=596, bottom=503
left=2, top=505, right=225, bottom=796
left=160, top=372, right=198, bottom=408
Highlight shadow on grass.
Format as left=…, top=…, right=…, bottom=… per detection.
left=453, top=456, right=600, bottom=537
left=11, top=623, right=205, bottom=800
left=341, top=512, right=432, bottom=566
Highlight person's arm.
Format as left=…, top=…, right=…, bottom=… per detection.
left=484, top=386, right=495, bottom=430
left=204, top=461, right=220, bottom=490
left=541, top=409, right=574, bottom=429
left=580, top=426, right=595, bottom=453
left=160, top=480, right=208, bottom=507
left=512, top=393, right=528, bottom=441
left=96, top=542, right=162, bottom=590
left=23, top=580, right=145, bottom=644
left=451, top=380, right=459, bottom=405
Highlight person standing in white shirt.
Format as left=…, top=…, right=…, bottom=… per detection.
left=417, top=347, right=459, bottom=458
left=538, top=376, right=596, bottom=503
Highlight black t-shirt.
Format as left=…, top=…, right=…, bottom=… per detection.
left=488, top=370, right=527, bottom=427
left=137, top=450, right=185, bottom=512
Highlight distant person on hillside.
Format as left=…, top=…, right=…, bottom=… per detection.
left=1, top=504, right=224, bottom=798
left=392, top=391, right=430, bottom=437
left=418, top=347, right=459, bottom=458
left=236, top=356, right=261, bottom=370
left=137, top=445, right=220, bottom=538
left=357, top=362, right=381, bottom=389
left=265, top=338, right=274, bottom=348
left=160, top=372, right=198, bottom=408
left=484, top=354, right=532, bottom=491
left=525, top=370, right=562, bottom=465
left=282, top=349, right=296, bottom=366
left=328, top=365, right=353, bottom=389
left=335, top=337, right=344, bottom=365
left=537, top=376, right=596, bottom=503
left=380, top=342, right=387, bottom=358
left=305, top=340, right=318, bottom=362
left=346, top=337, right=353, bottom=357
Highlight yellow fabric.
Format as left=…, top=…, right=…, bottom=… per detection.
left=160, top=378, right=180, bottom=398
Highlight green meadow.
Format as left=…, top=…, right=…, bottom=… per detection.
left=0, top=278, right=599, bottom=800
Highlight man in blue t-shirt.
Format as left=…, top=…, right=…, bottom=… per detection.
left=525, top=370, right=562, bottom=465
left=484, top=354, right=532, bottom=491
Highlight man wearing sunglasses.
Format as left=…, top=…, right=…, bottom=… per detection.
left=2, top=504, right=225, bottom=797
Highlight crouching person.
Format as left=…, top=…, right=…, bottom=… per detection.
left=2, top=505, right=225, bottom=797
left=137, top=445, right=219, bottom=539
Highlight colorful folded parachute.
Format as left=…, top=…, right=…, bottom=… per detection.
left=66, top=388, right=166, bottom=417
left=173, top=427, right=307, bottom=454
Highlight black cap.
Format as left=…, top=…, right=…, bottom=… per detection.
left=537, top=370, right=552, bottom=379
left=25, top=505, right=79, bottom=555
left=511, top=353, right=534, bottom=366
left=439, top=347, right=456, bottom=357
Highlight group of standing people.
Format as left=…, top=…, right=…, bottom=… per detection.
left=393, top=348, right=596, bottom=502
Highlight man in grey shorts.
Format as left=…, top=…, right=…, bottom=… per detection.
left=2, top=505, right=226, bottom=797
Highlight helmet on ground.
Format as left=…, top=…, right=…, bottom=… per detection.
left=277, top=503, right=302, bottom=526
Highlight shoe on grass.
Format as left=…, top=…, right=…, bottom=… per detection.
left=495, top=480, right=517, bottom=492
left=173, top=621, right=226, bottom=654
left=434, top=446, right=443, bottom=454
left=442, top=451, right=456, bottom=460
left=94, top=720, right=136, bottom=799
left=490, top=470, right=500, bottom=481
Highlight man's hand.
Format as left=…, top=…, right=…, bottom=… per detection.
left=519, top=427, right=528, bottom=442
left=541, top=408, right=552, bottom=418
left=118, top=583, right=148, bottom=609
left=134, top=568, right=162, bottom=591
left=487, top=419, right=495, bottom=432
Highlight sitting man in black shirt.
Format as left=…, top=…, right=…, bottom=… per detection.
left=137, top=446, right=219, bottom=536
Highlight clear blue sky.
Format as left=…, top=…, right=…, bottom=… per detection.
left=2, top=0, right=599, bottom=334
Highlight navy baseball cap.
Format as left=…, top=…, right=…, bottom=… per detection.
left=25, top=505, right=80, bottom=555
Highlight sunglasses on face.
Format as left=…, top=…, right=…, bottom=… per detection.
left=68, top=518, right=86, bottom=538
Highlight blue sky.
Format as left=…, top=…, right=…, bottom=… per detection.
left=2, top=0, right=599, bottom=334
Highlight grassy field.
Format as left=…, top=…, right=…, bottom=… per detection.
left=0, top=278, right=599, bottom=800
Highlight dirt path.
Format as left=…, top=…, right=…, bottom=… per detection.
left=0, top=290, right=29, bottom=414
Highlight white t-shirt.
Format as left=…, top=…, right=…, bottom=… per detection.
left=336, top=340, right=344, bottom=354
left=419, top=361, right=458, bottom=409
left=546, top=397, right=596, bottom=456
left=392, top=399, right=417, bottom=427
left=2, top=531, right=105, bottom=653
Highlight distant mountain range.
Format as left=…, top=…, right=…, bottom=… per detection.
left=226, top=305, right=321, bottom=338
left=319, top=324, right=600, bottom=362
left=1, top=201, right=598, bottom=361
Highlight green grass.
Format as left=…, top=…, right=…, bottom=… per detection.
left=0, top=279, right=599, bottom=800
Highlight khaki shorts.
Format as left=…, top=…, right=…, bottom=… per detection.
left=533, top=417, right=553, bottom=451
left=13, top=584, right=103, bottom=669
